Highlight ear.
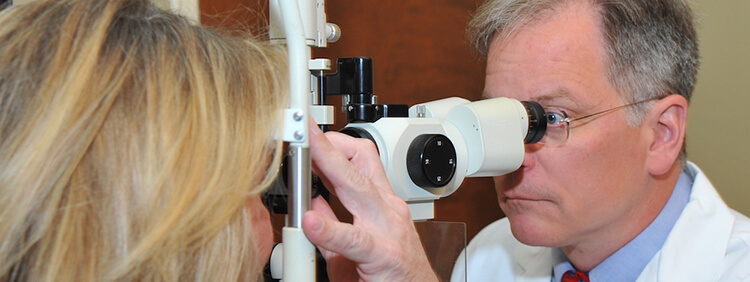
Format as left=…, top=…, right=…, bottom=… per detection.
left=646, top=95, right=689, bottom=176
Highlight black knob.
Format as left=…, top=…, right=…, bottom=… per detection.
left=407, top=134, right=457, bottom=188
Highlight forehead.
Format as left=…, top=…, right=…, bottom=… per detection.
left=483, top=1, right=619, bottom=109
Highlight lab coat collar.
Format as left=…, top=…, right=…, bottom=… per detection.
left=513, top=243, right=562, bottom=281
left=646, top=162, right=734, bottom=281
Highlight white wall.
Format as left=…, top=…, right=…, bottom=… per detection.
left=689, top=0, right=750, bottom=215
left=151, top=0, right=200, bottom=23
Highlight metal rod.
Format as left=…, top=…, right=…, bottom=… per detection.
left=288, top=145, right=311, bottom=228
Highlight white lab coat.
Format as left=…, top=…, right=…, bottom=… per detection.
left=452, top=162, right=750, bottom=281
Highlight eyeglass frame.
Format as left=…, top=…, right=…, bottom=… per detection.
left=539, top=97, right=662, bottom=147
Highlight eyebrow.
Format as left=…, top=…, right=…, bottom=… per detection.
left=533, top=90, right=571, bottom=103
left=482, top=88, right=579, bottom=105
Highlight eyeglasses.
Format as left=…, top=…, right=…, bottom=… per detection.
left=538, top=98, right=660, bottom=147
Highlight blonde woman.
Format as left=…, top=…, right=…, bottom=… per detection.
left=0, top=0, right=286, bottom=280
left=0, top=0, right=438, bottom=280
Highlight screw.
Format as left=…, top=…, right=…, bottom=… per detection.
left=294, top=130, right=304, bottom=140
left=293, top=112, right=304, bottom=121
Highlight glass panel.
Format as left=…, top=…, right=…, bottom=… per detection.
left=415, top=221, right=467, bottom=282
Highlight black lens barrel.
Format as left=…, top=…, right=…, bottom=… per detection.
left=521, top=101, right=546, bottom=144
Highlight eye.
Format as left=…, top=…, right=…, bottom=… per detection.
left=545, top=111, right=567, bottom=126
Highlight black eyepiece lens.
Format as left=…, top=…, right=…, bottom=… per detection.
left=521, top=101, right=546, bottom=144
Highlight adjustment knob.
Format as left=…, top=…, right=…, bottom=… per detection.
left=407, top=134, right=457, bottom=188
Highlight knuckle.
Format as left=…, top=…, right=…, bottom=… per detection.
left=388, top=194, right=412, bottom=219
left=358, top=138, right=378, bottom=153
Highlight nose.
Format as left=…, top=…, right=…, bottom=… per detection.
left=521, top=143, right=541, bottom=170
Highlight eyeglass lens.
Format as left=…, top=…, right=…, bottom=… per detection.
left=538, top=110, right=569, bottom=147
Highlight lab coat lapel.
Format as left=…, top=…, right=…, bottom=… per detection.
left=514, top=244, right=557, bottom=282
left=646, top=165, right=733, bottom=281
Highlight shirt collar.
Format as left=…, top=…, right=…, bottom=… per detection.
left=552, top=256, right=575, bottom=282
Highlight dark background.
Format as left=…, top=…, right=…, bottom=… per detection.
left=200, top=0, right=504, bottom=243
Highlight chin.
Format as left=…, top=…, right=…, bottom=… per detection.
left=506, top=213, right=561, bottom=247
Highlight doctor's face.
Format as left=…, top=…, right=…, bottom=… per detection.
left=487, top=3, right=652, bottom=248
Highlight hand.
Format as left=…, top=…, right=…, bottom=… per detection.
left=303, top=124, right=438, bottom=281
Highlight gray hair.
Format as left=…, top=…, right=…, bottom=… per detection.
left=468, top=0, right=699, bottom=164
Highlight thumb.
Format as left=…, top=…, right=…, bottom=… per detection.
left=302, top=211, right=376, bottom=264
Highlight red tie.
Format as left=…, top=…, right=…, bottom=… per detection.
left=561, top=270, right=590, bottom=282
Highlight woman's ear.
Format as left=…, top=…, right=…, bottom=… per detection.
left=645, top=95, right=689, bottom=175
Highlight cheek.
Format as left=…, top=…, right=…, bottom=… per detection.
left=557, top=139, right=614, bottom=189
left=552, top=127, right=647, bottom=209
left=246, top=195, right=273, bottom=261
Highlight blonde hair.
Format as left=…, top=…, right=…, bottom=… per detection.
left=0, top=0, right=287, bottom=280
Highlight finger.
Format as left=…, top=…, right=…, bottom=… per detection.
left=322, top=132, right=395, bottom=195
left=310, top=196, right=337, bottom=222
left=319, top=131, right=410, bottom=217
left=302, top=210, right=376, bottom=264
left=309, top=123, right=389, bottom=217
left=307, top=197, right=339, bottom=258
left=322, top=132, right=383, bottom=177
left=303, top=211, right=337, bottom=259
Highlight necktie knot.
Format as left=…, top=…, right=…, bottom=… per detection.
left=561, top=270, right=590, bottom=282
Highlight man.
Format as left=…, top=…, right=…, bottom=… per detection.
left=451, top=0, right=750, bottom=281
left=301, top=0, right=750, bottom=281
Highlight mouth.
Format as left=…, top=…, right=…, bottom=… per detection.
left=503, top=197, right=541, bottom=203
left=495, top=173, right=552, bottom=204
left=500, top=194, right=550, bottom=213
left=500, top=192, right=546, bottom=203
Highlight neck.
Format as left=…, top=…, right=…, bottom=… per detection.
left=562, top=164, right=683, bottom=271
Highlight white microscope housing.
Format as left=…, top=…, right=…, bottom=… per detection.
left=342, top=97, right=545, bottom=220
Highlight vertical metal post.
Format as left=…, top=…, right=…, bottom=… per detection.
left=288, top=145, right=311, bottom=228
left=271, top=0, right=317, bottom=281
left=271, top=0, right=339, bottom=280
